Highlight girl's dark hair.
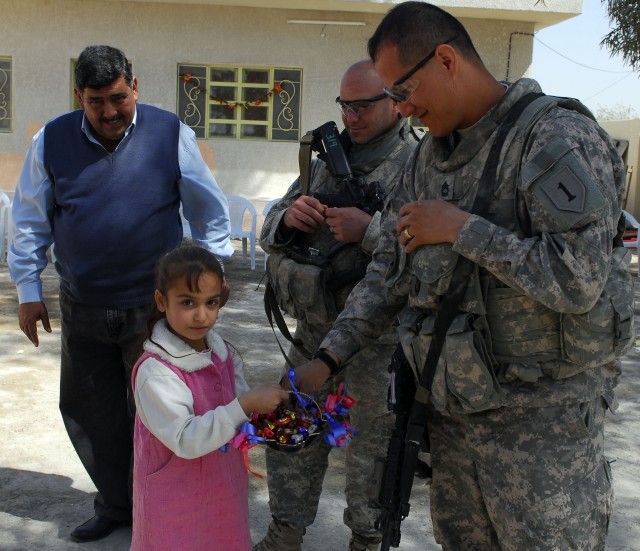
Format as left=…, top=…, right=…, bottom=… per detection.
left=75, top=45, right=133, bottom=92
left=368, top=2, right=481, bottom=67
left=135, top=241, right=224, bottom=360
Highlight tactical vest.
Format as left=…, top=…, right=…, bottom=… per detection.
left=267, top=128, right=418, bottom=330
left=396, top=94, right=634, bottom=413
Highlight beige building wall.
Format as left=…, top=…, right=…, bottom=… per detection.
left=600, top=119, right=640, bottom=216
left=0, top=0, right=574, bottom=203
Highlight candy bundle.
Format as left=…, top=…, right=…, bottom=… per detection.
left=225, top=370, right=357, bottom=460
left=251, top=392, right=324, bottom=452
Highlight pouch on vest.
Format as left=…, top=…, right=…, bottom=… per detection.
left=411, top=244, right=458, bottom=298
left=398, top=312, right=502, bottom=413
left=560, top=246, right=635, bottom=372
left=266, top=251, right=338, bottom=326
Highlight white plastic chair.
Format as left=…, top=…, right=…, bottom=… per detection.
left=227, top=194, right=257, bottom=270
left=0, top=191, right=11, bottom=263
left=622, top=210, right=640, bottom=279
left=262, top=198, right=282, bottom=270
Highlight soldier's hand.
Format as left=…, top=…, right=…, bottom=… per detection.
left=18, top=301, right=52, bottom=348
left=397, top=200, right=471, bottom=253
left=283, top=196, right=326, bottom=233
left=285, top=359, right=332, bottom=395
left=325, top=207, right=372, bottom=243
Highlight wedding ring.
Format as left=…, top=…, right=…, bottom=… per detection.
left=403, top=228, right=414, bottom=240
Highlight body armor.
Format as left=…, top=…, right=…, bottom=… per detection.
left=267, top=122, right=418, bottom=330
left=395, top=92, right=633, bottom=413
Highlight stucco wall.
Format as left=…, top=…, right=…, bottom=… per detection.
left=599, top=119, right=640, bottom=217
left=0, top=0, right=537, bottom=203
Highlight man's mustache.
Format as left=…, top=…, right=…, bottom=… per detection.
left=100, top=115, right=122, bottom=123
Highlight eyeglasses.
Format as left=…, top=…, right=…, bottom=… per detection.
left=383, top=36, right=457, bottom=103
left=335, top=93, right=387, bottom=117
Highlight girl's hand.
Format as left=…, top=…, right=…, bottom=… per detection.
left=238, top=384, right=289, bottom=415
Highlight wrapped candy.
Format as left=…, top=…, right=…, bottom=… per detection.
left=251, top=392, right=324, bottom=452
left=228, top=370, right=357, bottom=457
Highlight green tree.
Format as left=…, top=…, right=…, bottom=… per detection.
left=536, top=1, right=640, bottom=72
left=601, top=0, right=640, bottom=71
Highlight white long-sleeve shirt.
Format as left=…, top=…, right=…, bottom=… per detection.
left=134, top=320, right=250, bottom=459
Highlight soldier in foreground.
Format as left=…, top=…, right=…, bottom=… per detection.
left=293, top=3, right=633, bottom=550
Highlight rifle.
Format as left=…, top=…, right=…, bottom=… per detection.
left=369, top=344, right=430, bottom=550
left=299, top=121, right=386, bottom=214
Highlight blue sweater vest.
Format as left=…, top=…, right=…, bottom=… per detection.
left=44, top=104, right=182, bottom=308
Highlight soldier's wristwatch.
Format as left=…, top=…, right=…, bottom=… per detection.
left=312, top=349, right=342, bottom=376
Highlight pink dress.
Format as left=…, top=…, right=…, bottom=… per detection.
left=130, top=346, right=250, bottom=551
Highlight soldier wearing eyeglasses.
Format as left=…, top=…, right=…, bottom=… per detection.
left=256, top=60, right=420, bottom=551
left=293, top=3, right=632, bottom=550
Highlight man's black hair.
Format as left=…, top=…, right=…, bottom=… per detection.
left=368, top=2, right=481, bottom=66
left=75, top=45, right=133, bottom=91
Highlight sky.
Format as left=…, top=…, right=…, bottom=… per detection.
left=531, top=0, right=640, bottom=117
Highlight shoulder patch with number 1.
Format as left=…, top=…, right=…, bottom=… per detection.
left=540, top=166, right=586, bottom=213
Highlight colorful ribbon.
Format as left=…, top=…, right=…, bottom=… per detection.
left=322, top=383, right=356, bottom=448
left=287, top=369, right=313, bottom=409
left=324, top=383, right=355, bottom=417
left=226, top=375, right=358, bottom=461
left=221, top=421, right=266, bottom=478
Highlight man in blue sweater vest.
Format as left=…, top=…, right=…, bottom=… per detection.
left=8, top=45, right=233, bottom=543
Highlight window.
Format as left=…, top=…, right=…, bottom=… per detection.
left=177, top=64, right=302, bottom=142
left=0, top=57, right=12, bottom=132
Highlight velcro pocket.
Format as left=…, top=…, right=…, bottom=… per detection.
left=398, top=313, right=502, bottom=413
left=444, top=314, right=502, bottom=412
left=267, top=253, right=336, bottom=324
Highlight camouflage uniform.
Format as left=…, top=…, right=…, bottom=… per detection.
left=321, top=79, right=631, bottom=550
left=260, top=117, right=420, bottom=538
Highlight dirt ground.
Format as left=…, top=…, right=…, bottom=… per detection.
left=0, top=241, right=639, bottom=550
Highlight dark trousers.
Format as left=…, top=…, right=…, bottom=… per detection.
left=59, top=291, right=151, bottom=521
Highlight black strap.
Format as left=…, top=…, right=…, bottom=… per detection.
left=264, top=281, right=314, bottom=366
left=299, top=131, right=315, bottom=196
left=415, top=91, right=544, bottom=398
left=396, top=92, right=545, bottom=521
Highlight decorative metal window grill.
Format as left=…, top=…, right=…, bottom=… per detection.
left=177, top=64, right=302, bottom=142
left=0, top=57, right=12, bottom=132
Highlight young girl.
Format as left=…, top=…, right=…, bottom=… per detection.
left=130, top=243, right=287, bottom=551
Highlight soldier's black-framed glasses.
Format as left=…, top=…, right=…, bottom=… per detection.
left=383, top=36, right=457, bottom=103
left=335, top=93, right=387, bottom=117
